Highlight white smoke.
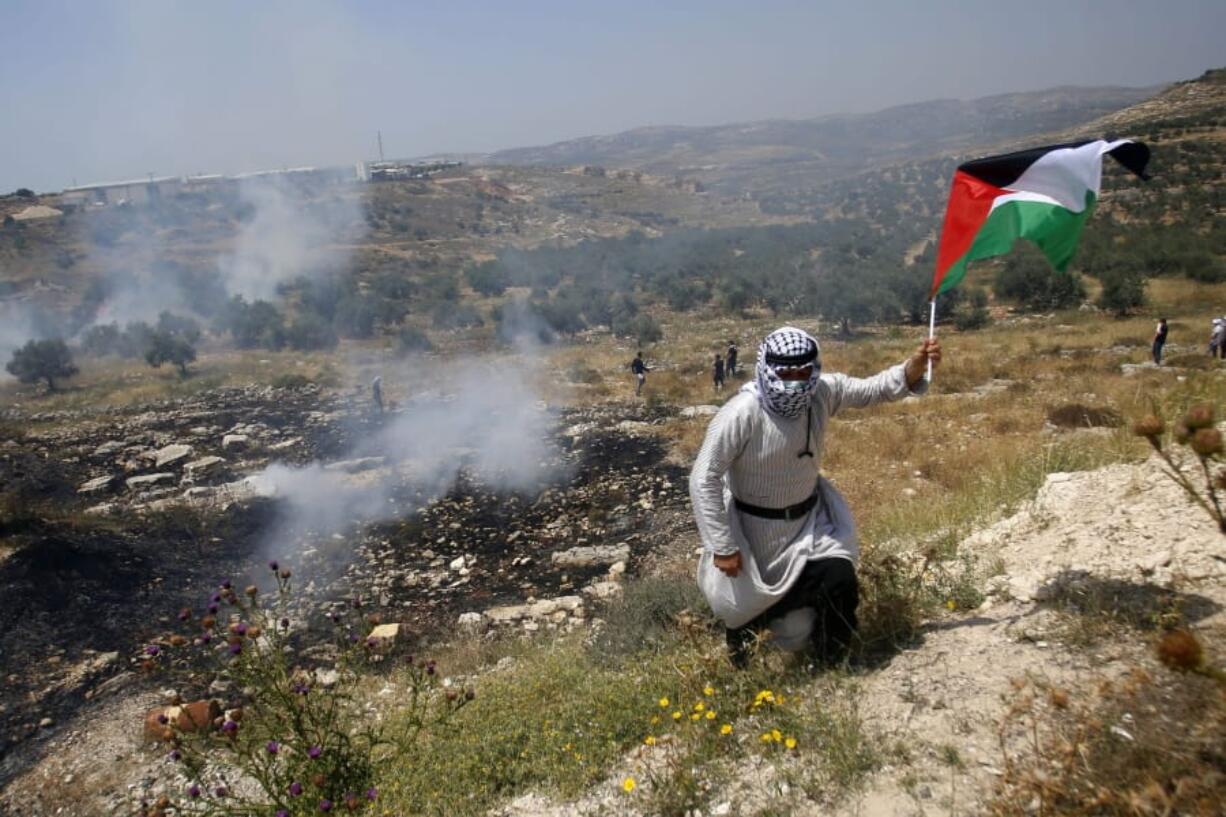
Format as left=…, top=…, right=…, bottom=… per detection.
left=254, top=359, right=562, bottom=560
left=219, top=177, right=362, bottom=302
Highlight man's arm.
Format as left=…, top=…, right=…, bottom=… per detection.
left=825, top=338, right=942, bottom=415
left=688, top=397, right=753, bottom=561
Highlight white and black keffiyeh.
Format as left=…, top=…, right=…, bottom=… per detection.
left=752, top=327, right=821, bottom=418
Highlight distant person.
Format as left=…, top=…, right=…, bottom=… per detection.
left=713, top=353, right=726, bottom=392
left=371, top=375, right=384, bottom=414
left=726, top=343, right=739, bottom=376
left=1152, top=318, right=1168, bottom=365
left=1211, top=319, right=1225, bottom=359
left=630, top=351, right=650, bottom=396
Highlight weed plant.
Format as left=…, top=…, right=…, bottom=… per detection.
left=140, top=564, right=469, bottom=817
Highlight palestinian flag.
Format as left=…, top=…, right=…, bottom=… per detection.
left=931, top=139, right=1150, bottom=298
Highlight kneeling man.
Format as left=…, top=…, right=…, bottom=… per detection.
left=689, top=326, right=941, bottom=667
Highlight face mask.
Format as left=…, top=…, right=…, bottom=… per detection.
left=780, top=379, right=809, bottom=392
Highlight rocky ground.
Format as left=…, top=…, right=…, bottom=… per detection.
left=0, top=384, right=693, bottom=814
left=2, top=380, right=1225, bottom=816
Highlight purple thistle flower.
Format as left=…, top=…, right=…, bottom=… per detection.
left=366, top=787, right=378, bottom=801
left=228, top=642, right=243, bottom=655
left=157, top=714, right=169, bottom=725
left=211, top=593, right=222, bottom=603
left=292, top=681, right=310, bottom=695
left=266, top=740, right=279, bottom=755
left=281, top=617, right=290, bottom=629
left=215, top=785, right=228, bottom=798
left=187, top=784, right=201, bottom=799
left=349, top=632, right=359, bottom=643
left=345, top=793, right=359, bottom=806
left=207, top=603, right=219, bottom=615
left=319, top=800, right=333, bottom=812
left=220, top=580, right=232, bottom=590
left=365, top=637, right=378, bottom=649
left=177, top=608, right=191, bottom=621
left=308, top=745, right=322, bottom=759
left=144, top=645, right=160, bottom=657
left=289, top=782, right=304, bottom=797
left=268, top=560, right=279, bottom=572
left=235, top=622, right=248, bottom=636
left=276, top=812, right=289, bottom=817
left=221, top=720, right=238, bottom=734
left=199, top=633, right=212, bottom=645
left=426, top=663, right=436, bottom=676
left=168, top=750, right=181, bottom=762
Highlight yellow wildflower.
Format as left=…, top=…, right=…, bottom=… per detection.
left=759, top=732, right=772, bottom=743
left=693, top=702, right=705, bottom=712
left=705, top=710, right=716, bottom=720
left=785, top=737, right=797, bottom=750
left=771, top=729, right=782, bottom=742
left=622, top=777, right=636, bottom=794
left=689, top=713, right=701, bottom=721
left=720, top=724, right=733, bottom=735
left=946, top=599, right=956, bottom=610
left=650, top=715, right=660, bottom=725
left=703, top=686, right=716, bottom=697
left=775, top=695, right=786, bottom=705
left=672, top=711, right=682, bottom=721
left=658, top=697, right=669, bottom=708
left=644, top=736, right=657, bottom=746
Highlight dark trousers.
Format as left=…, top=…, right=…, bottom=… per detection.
left=1152, top=340, right=1165, bottom=365
left=726, top=557, right=859, bottom=666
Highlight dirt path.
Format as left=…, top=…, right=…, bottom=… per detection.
left=833, top=452, right=1226, bottom=816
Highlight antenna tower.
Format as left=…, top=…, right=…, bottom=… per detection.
left=377, top=131, right=384, bottom=162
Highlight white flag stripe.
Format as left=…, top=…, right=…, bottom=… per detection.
left=987, top=190, right=1067, bottom=213
left=1001, top=139, right=1129, bottom=212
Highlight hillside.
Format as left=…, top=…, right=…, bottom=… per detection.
left=486, top=85, right=1162, bottom=197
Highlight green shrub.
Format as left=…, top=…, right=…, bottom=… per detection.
left=590, top=577, right=712, bottom=664
left=5, top=338, right=78, bottom=390
left=396, top=325, right=433, bottom=355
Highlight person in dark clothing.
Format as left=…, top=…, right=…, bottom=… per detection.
left=725, top=343, right=738, bottom=376
left=630, top=351, right=649, bottom=396
left=1152, top=318, right=1169, bottom=365
left=713, top=354, right=726, bottom=392
left=371, top=376, right=384, bottom=414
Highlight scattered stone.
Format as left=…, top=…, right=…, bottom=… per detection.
left=368, top=623, right=400, bottom=643
left=152, top=443, right=194, bottom=468
left=449, top=556, right=467, bottom=572
left=681, top=405, right=719, bottom=418
left=126, top=473, right=176, bottom=490
left=184, top=456, right=225, bottom=475
left=323, top=457, right=386, bottom=473
left=142, top=700, right=220, bottom=742
left=457, top=612, right=486, bottom=635
left=551, top=544, right=630, bottom=568
left=222, top=434, right=249, bottom=450
left=92, top=440, right=123, bottom=456
left=77, top=475, right=115, bottom=494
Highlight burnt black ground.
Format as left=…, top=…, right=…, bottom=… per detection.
left=0, top=389, right=691, bottom=784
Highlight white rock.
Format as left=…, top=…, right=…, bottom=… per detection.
left=184, top=456, right=225, bottom=475
left=153, top=444, right=193, bottom=468
left=222, top=434, right=249, bottom=450
left=78, top=475, right=115, bottom=494
left=681, top=405, right=719, bottom=418
left=449, top=556, right=466, bottom=571
left=551, top=544, right=630, bottom=568
left=457, top=612, right=487, bottom=635
left=126, top=473, right=176, bottom=490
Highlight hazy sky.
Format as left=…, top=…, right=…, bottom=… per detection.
left=2, top=0, right=1223, bottom=192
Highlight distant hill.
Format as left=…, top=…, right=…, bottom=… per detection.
left=485, top=85, right=1163, bottom=198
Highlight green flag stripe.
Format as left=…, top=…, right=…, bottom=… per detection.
left=935, top=191, right=1097, bottom=297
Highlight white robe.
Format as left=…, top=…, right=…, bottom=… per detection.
left=689, top=362, right=923, bottom=647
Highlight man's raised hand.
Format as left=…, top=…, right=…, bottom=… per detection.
left=905, top=337, right=942, bottom=387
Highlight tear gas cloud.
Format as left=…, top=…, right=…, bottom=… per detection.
left=218, top=178, right=363, bottom=302
left=254, top=360, right=562, bottom=561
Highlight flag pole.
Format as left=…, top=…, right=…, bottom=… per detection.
left=926, top=298, right=936, bottom=382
